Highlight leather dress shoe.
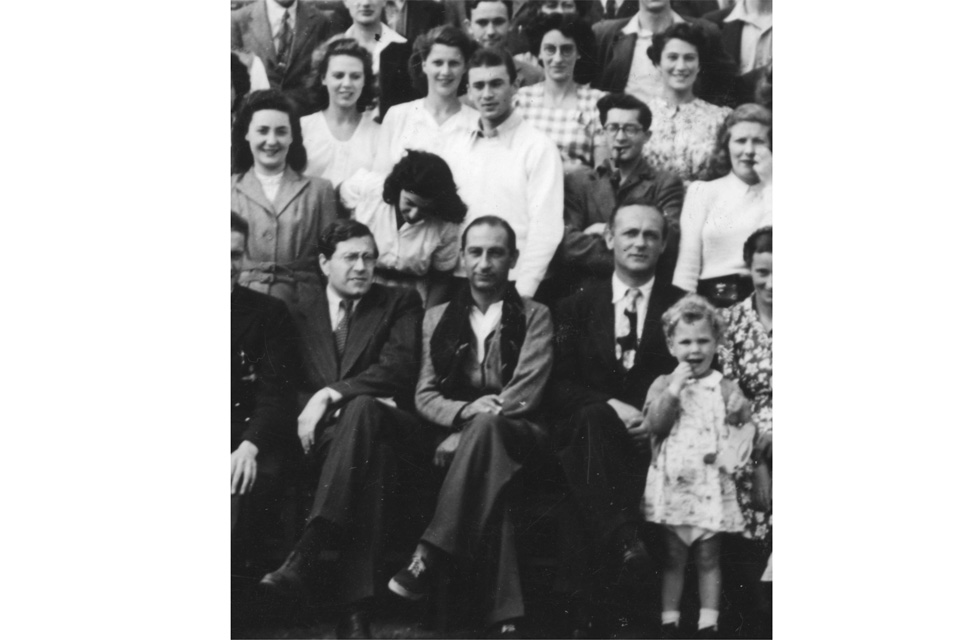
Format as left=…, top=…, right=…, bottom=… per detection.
left=259, top=550, right=308, bottom=598
left=336, top=610, right=372, bottom=640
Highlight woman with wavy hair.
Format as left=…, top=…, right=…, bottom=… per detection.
left=673, top=103, right=772, bottom=308
left=642, top=21, right=733, bottom=184
left=373, top=24, right=478, bottom=173
left=299, top=37, right=381, bottom=187
left=340, top=150, right=467, bottom=307
left=231, top=89, right=337, bottom=314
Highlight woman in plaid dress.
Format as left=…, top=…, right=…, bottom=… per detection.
left=513, top=12, right=607, bottom=171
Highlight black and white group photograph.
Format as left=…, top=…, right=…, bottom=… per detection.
left=230, top=1, right=771, bottom=638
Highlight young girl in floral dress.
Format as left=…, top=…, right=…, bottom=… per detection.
left=642, top=294, right=755, bottom=639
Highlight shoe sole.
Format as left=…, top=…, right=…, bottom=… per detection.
left=388, top=577, right=425, bottom=601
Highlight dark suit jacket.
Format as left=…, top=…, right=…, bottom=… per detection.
left=548, top=275, right=684, bottom=416
left=395, top=0, right=447, bottom=40
left=231, top=285, right=300, bottom=451
left=293, top=283, right=423, bottom=412
left=704, top=5, right=768, bottom=105
left=591, top=14, right=740, bottom=107
left=583, top=1, right=639, bottom=24
left=378, top=40, right=419, bottom=121
left=231, top=0, right=334, bottom=115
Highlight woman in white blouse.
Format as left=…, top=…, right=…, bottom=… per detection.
left=373, top=25, right=478, bottom=173
left=673, top=103, right=772, bottom=308
left=300, top=38, right=381, bottom=187
left=340, top=150, right=468, bottom=307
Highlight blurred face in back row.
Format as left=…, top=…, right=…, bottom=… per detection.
left=466, top=2, right=510, bottom=49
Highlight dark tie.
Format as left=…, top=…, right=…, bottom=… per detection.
left=335, top=299, right=353, bottom=358
left=606, top=0, right=617, bottom=19
left=276, top=10, right=293, bottom=68
left=616, top=288, right=640, bottom=369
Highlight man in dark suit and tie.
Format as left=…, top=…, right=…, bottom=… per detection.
left=259, top=219, right=424, bottom=639
left=231, top=0, right=334, bottom=116
left=232, top=212, right=301, bottom=571
left=548, top=201, right=684, bottom=623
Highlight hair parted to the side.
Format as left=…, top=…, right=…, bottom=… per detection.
left=306, top=37, right=377, bottom=113
left=467, top=46, right=518, bottom=84
left=318, top=219, right=378, bottom=260
left=460, top=215, right=518, bottom=254
left=646, top=21, right=710, bottom=67
left=742, top=226, right=772, bottom=268
left=231, top=53, right=251, bottom=114
left=661, top=294, right=727, bottom=342
left=383, top=150, right=468, bottom=224
left=524, top=12, right=595, bottom=62
left=231, top=211, right=249, bottom=240
left=408, top=25, right=477, bottom=97
left=230, top=89, right=307, bottom=175
left=710, top=103, right=772, bottom=177
left=596, top=93, right=653, bottom=130
left=609, top=199, right=669, bottom=238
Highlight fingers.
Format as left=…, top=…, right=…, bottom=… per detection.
left=231, top=459, right=242, bottom=495
left=243, top=461, right=257, bottom=495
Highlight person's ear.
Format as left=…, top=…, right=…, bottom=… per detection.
left=462, top=18, right=472, bottom=35
left=604, top=225, right=614, bottom=251
left=319, top=254, right=331, bottom=278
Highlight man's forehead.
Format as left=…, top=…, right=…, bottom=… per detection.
left=333, top=235, right=377, bottom=253
left=468, top=65, right=510, bottom=83
left=613, top=205, right=663, bottom=231
left=464, top=224, right=510, bottom=248
left=473, top=2, right=509, bottom=21
left=607, top=108, right=643, bottom=124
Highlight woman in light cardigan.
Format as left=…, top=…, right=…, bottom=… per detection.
left=673, top=103, right=772, bottom=308
left=231, top=90, right=337, bottom=315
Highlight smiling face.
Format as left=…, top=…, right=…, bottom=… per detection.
left=461, top=223, right=518, bottom=295
left=658, top=38, right=700, bottom=95
left=750, top=251, right=772, bottom=306
left=604, top=108, right=651, bottom=167
left=468, top=65, right=515, bottom=128
left=344, top=0, right=385, bottom=27
left=539, top=29, right=578, bottom=83
left=324, top=54, right=366, bottom=110
left=467, top=2, right=510, bottom=48
left=231, top=230, right=246, bottom=291
left=245, top=109, right=292, bottom=173
left=728, top=121, right=772, bottom=184
left=668, top=317, right=718, bottom=378
left=398, top=190, right=436, bottom=225
left=319, top=234, right=377, bottom=299
left=424, top=43, right=466, bottom=99
left=606, top=204, right=667, bottom=283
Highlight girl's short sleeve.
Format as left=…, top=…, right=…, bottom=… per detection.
left=431, top=222, right=461, bottom=272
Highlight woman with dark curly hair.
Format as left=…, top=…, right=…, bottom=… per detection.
left=299, top=38, right=381, bottom=187
left=513, top=12, right=607, bottom=169
left=373, top=24, right=478, bottom=173
left=231, top=90, right=337, bottom=314
left=642, top=21, right=733, bottom=184
left=673, top=104, right=772, bottom=308
left=340, top=150, right=467, bottom=306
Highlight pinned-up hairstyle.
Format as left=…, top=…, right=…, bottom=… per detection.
left=743, top=226, right=772, bottom=267
left=230, top=89, right=307, bottom=175
left=383, top=150, right=468, bottom=224
left=408, top=25, right=477, bottom=97
left=646, top=21, right=710, bottom=67
left=524, top=11, right=595, bottom=61
left=307, top=37, right=377, bottom=113
left=661, top=294, right=727, bottom=342
left=711, top=103, right=773, bottom=177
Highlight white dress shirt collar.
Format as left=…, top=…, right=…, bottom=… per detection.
left=470, top=110, right=523, bottom=139
left=266, top=0, right=298, bottom=35
left=725, top=0, right=773, bottom=31
left=469, top=300, right=504, bottom=365
left=611, top=271, right=655, bottom=304
left=622, top=10, right=686, bottom=37
left=326, top=285, right=357, bottom=328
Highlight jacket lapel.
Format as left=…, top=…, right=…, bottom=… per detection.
left=721, top=20, right=744, bottom=66
left=635, top=276, right=671, bottom=364
left=251, top=0, right=276, bottom=64
left=234, top=171, right=275, bottom=215
left=610, top=31, right=636, bottom=92
left=339, top=287, right=387, bottom=377
left=290, top=2, right=320, bottom=64
left=588, top=282, right=620, bottom=373
left=273, top=166, right=310, bottom=216
left=299, top=287, right=339, bottom=386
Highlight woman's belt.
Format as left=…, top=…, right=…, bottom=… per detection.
left=696, top=274, right=753, bottom=308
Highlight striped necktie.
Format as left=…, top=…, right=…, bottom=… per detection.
left=335, top=299, right=353, bottom=358
left=276, top=10, right=293, bottom=69
left=616, top=288, right=641, bottom=369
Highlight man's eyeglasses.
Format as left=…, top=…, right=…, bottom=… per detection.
left=603, top=123, right=646, bottom=136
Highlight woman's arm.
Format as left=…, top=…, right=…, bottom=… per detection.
left=672, top=181, right=711, bottom=292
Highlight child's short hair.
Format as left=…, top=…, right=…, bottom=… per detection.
left=661, top=294, right=727, bottom=341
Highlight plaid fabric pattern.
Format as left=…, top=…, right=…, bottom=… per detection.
left=513, top=84, right=608, bottom=167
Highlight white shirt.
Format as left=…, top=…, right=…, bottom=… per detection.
left=301, top=110, right=381, bottom=187
left=622, top=11, right=687, bottom=105
left=345, top=23, right=407, bottom=76
left=612, top=271, right=655, bottom=349
left=444, top=111, right=564, bottom=298
left=725, top=0, right=773, bottom=74
left=266, top=0, right=297, bottom=39
left=373, top=99, right=479, bottom=174
left=598, top=0, right=628, bottom=14
left=253, top=168, right=283, bottom=203
left=469, top=301, right=504, bottom=365
left=673, top=172, right=772, bottom=291
left=325, top=284, right=354, bottom=329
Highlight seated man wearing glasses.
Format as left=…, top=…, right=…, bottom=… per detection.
left=552, top=93, right=684, bottom=294
left=259, top=219, right=424, bottom=639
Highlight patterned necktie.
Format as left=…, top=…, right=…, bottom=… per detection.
left=606, top=0, right=617, bottom=19
left=615, top=288, right=641, bottom=369
left=276, top=10, right=293, bottom=68
left=335, top=299, right=353, bottom=358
